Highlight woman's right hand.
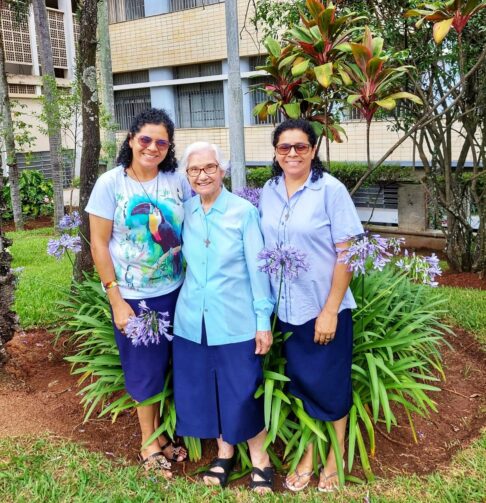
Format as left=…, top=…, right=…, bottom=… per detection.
left=111, top=298, right=135, bottom=333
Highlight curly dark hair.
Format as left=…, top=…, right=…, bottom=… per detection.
left=116, top=108, right=177, bottom=173
left=271, top=118, right=326, bottom=184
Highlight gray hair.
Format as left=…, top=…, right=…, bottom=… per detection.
left=179, top=141, right=229, bottom=173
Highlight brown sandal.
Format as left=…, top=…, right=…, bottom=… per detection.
left=160, top=439, right=187, bottom=462
left=137, top=451, right=172, bottom=477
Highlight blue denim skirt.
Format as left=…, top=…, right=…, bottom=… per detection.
left=279, top=309, right=353, bottom=422
left=172, top=322, right=264, bottom=445
left=113, top=288, right=179, bottom=403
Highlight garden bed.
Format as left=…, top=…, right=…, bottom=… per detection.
left=1, top=327, right=485, bottom=490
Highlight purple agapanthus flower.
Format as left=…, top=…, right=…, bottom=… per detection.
left=258, top=243, right=309, bottom=280
left=125, top=301, right=172, bottom=347
left=47, top=234, right=81, bottom=259
left=58, top=211, right=81, bottom=230
left=234, top=187, right=262, bottom=208
left=340, top=233, right=405, bottom=275
left=395, top=251, right=442, bottom=287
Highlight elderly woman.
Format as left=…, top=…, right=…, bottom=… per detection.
left=259, top=119, right=364, bottom=492
left=86, top=108, right=190, bottom=478
left=172, top=142, right=275, bottom=493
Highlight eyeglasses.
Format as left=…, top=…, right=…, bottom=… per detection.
left=186, top=163, right=219, bottom=177
left=275, top=143, right=312, bottom=155
left=136, top=135, right=171, bottom=150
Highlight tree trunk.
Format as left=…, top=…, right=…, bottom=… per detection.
left=31, top=0, right=65, bottom=226
left=0, top=147, right=18, bottom=367
left=73, top=0, right=101, bottom=282
left=0, top=17, right=23, bottom=230
left=97, top=0, right=116, bottom=171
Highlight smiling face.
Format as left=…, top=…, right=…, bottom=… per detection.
left=186, top=149, right=224, bottom=204
left=275, top=128, right=317, bottom=182
left=128, top=123, right=170, bottom=175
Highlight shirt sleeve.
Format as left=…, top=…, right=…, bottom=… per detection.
left=243, top=206, right=275, bottom=331
left=180, top=173, right=193, bottom=202
left=327, top=182, right=364, bottom=244
left=85, top=171, right=116, bottom=220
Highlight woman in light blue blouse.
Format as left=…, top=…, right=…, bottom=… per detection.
left=260, top=119, right=364, bottom=493
left=172, top=142, right=275, bottom=493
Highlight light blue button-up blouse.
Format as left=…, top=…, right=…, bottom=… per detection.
left=173, top=187, right=274, bottom=346
left=260, top=172, right=364, bottom=325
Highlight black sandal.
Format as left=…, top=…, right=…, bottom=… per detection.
left=249, top=466, right=274, bottom=493
left=160, top=439, right=187, bottom=462
left=203, top=456, right=236, bottom=488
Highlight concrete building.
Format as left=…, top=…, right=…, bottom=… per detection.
left=1, top=0, right=79, bottom=183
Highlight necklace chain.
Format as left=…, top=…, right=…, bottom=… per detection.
left=130, top=166, right=159, bottom=210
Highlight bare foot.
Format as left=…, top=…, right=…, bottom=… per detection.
left=139, top=447, right=172, bottom=479
left=159, top=435, right=187, bottom=462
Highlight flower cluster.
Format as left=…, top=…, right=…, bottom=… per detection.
left=58, top=211, right=81, bottom=230
left=47, top=212, right=82, bottom=261
left=258, top=243, right=310, bottom=280
left=125, top=300, right=172, bottom=347
left=47, top=234, right=81, bottom=259
left=340, top=233, right=405, bottom=275
left=234, top=187, right=262, bottom=208
left=396, top=251, right=442, bottom=287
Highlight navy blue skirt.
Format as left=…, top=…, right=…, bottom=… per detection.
left=172, top=323, right=264, bottom=445
left=279, top=309, right=353, bottom=422
left=113, top=288, right=179, bottom=403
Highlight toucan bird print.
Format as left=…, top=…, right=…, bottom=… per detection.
left=130, top=202, right=182, bottom=275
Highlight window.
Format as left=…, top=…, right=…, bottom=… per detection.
left=169, top=0, right=223, bottom=14
left=114, top=70, right=151, bottom=130
left=107, top=0, right=144, bottom=23
left=174, top=63, right=224, bottom=128
left=248, top=57, right=281, bottom=126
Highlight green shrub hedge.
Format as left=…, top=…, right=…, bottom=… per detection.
left=2, top=169, right=54, bottom=220
left=245, top=162, right=415, bottom=189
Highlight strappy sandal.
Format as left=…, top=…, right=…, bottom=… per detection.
left=285, top=467, right=313, bottom=492
left=249, top=466, right=274, bottom=493
left=137, top=451, right=172, bottom=478
left=318, top=461, right=345, bottom=493
left=160, top=439, right=187, bottom=462
left=203, top=456, right=236, bottom=488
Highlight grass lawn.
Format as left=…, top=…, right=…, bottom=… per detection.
left=3, top=229, right=486, bottom=502
left=7, top=228, right=72, bottom=329
left=0, top=433, right=484, bottom=502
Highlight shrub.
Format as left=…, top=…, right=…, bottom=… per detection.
left=244, top=163, right=414, bottom=189
left=2, top=170, right=54, bottom=220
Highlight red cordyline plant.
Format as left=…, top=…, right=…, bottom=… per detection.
left=405, top=0, right=486, bottom=44
left=340, top=26, right=423, bottom=170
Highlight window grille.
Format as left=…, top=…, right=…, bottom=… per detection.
left=176, top=82, right=225, bottom=128
left=107, top=0, right=145, bottom=23
left=16, top=150, right=74, bottom=187
left=8, top=84, right=36, bottom=95
left=169, top=0, right=223, bottom=14
left=249, top=55, right=267, bottom=72
left=113, top=70, right=149, bottom=86
left=114, top=88, right=151, bottom=130
left=0, top=6, right=32, bottom=64
left=44, top=9, right=68, bottom=68
left=342, top=106, right=363, bottom=121
left=248, top=76, right=281, bottom=126
left=174, top=62, right=222, bottom=79
left=352, top=184, right=398, bottom=209
left=72, top=15, right=80, bottom=43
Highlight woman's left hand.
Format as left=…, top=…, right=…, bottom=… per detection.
left=314, top=309, right=338, bottom=345
left=255, top=330, right=273, bottom=355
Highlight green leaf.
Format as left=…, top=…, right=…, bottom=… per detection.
left=375, top=98, right=397, bottom=110
left=283, top=103, right=301, bottom=119
left=314, top=62, right=334, bottom=88
left=264, top=36, right=281, bottom=58
left=291, top=59, right=310, bottom=77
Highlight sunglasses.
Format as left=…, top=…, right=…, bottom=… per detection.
left=186, top=163, right=219, bottom=177
left=136, top=135, right=171, bottom=150
left=275, top=143, right=312, bottom=155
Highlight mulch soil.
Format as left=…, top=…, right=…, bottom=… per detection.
left=2, top=216, right=54, bottom=233
left=1, top=325, right=485, bottom=490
